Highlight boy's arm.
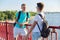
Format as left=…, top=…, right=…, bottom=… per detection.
left=25, top=21, right=37, bottom=39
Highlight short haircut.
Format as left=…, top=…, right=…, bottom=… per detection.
left=21, top=4, right=26, bottom=6
left=37, top=2, right=44, bottom=10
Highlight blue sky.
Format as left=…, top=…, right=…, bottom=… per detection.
left=0, top=0, right=60, bottom=12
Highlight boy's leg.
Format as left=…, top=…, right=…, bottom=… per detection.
left=14, top=38, right=16, bottom=40
left=14, top=35, right=19, bottom=40
left=14, top=27, right=19, bottom=40
left=14, top=27, right=27, bottom=40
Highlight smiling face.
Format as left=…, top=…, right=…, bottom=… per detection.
left=21, top=4, right=26, bottom=11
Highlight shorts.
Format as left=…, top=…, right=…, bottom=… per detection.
left=32, top=32, right=41, bottom=40
left=14, top=27, right=27, bottom=38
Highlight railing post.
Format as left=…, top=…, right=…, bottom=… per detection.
left=51, top=28, right=58, bottom=40
left=5, top=21, right=8, bottom=40
left=5, top=20, right=8, bottom=40
left=42, top=37, right=48, bottom=40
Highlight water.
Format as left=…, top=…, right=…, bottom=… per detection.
left=45, top=12, right=60, bottom=40
left=45, top=12, right=60, bottom=26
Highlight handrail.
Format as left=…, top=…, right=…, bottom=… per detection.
left=0, top=22, right=60, bottom=29
left=0, top=22, right=60, bottom=40
left=49, top=26, right=60, bottom=29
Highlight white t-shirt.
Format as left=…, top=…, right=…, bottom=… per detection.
left=32, top=12, right=45, bottom=32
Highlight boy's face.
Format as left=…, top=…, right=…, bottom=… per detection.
left=36, top=7, right=41, bottom=12
left=36, top=7, right=43, bottom=12
left=21, top=5, right=26, bottom=11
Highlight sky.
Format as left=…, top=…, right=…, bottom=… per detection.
left=0, top=0, right=60, bottom=12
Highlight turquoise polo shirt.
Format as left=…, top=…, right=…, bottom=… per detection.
left=15, top=11, right=30, bottom=28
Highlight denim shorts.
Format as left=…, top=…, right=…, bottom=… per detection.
left=32, top=32, right=41, bottom=40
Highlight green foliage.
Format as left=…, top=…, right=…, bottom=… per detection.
left=0, top=10, right=17, bottom=21
left=0, top=11, right=36, bottom=21
left=30, top=12, right=37, bottom=16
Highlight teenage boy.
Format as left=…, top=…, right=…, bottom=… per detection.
left=14, top=4, right=30, bottom=40
left=24, top=2, right=45, bottom=40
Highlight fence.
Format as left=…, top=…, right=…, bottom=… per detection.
left=0, top=22, right=60, bottom=40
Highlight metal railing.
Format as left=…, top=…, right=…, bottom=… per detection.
left=0, top=22, right=60, bottom=40
left=26, top=24, right=60, bottom=40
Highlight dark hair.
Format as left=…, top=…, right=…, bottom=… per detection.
left=21, top=4, right=26, bottom=6
left=37, top=2, right=44, bottom=10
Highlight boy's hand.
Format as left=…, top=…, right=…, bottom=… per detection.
left=20, top=24, right=24, bottom=27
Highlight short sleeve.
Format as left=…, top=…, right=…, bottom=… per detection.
left=33, top=15, right=39, bottom=22
left=27, top=12, right=30, bottom=18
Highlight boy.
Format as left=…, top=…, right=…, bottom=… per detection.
left=14, top=4, right=30, bottom=40
left=25, top=2, right=45, bottom=40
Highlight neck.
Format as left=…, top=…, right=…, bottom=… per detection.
left=38, top=10, right=43, bottom=13
left=22, top=10, right=25, bottom=12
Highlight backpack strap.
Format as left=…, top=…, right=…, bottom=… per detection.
left=37, top=14, right=43, bottom=33
left=17, top=11, right=21, bottom=22
left=38, top=14, right=43, bottom=19
left=26, top=12, right=28, bottom=21
left=14, top=11, right=21, bottom=26
left=37, top=22, right=42, bottom=32
left=18, top=11, right=28, bottom=22
left=38, top=14, right=45, bottom=21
